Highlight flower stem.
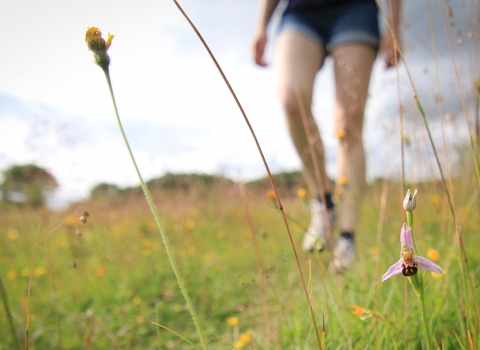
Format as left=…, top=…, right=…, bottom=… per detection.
left=101, top=67, right=209, bottom=350
left=419, top=293, right=433, bottom=350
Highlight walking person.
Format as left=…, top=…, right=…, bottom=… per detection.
left=252, top=0, right=401, bottom=271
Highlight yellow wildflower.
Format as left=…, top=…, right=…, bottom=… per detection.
left=133, top=297, right=141, bottom=305
left=85, top=27, right=114, bottom=52
left=185, top=220, right=196, bottom=230
left=336, top=129, right=346, bottom=139
left=33, top=267, right=47, bottom=277
left=266, top=189, right=276, bottom=201
left=7, top=230, right=19, bottom=240
left=234, top=340, right=245, bottom=349
left=85, top=27, right=114, bottom=69
left=337, top=176, right=348, bottom=186
left=426, top=249, right=439, bottom=262
left=239, top=331, right=251, bottom=343
left=351, top=305, right=373, bottom=321
left=6, top=270, right=17, bottom=280
left=226, top=316, right=239, bottom=326
left=297, top=188, right=308, bottom=199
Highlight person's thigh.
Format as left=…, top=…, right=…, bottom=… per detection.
left=275, top=31, right=326, bottom=107
left=332, top=44, right=376, bottom=136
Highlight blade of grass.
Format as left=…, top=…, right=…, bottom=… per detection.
left=136, top=317, right=194, bottom=346
left=0, top=275, right=20, bottom=350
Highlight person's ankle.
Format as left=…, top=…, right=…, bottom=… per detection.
left=316, top=192, right=334, bottom=210
left=340, top=231, right=354, bottom=240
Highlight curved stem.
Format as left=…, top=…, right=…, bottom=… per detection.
left=102, top=67, right=209, bottom=350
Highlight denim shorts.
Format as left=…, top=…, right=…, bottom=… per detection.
left=279, top=2, right=380, bottom=53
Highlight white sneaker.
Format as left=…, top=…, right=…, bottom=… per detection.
left=301, top=200, right=335, bottom=252
left=331, top=237, right=356, bottom=272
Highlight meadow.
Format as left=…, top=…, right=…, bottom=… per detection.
left=0, top=168, right=479, bottom=349
left=1, top=2, right=480, bottom=349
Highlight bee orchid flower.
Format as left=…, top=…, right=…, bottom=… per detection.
left=382, top=224, right=442, bottom=282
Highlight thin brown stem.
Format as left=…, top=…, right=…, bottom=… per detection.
left=172, top=1, right=322, bottom=347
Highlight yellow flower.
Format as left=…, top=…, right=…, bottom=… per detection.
left=85, top=27, right=114, bottom=52
left=234, top=340, right=245, bottom=349
left=239, top=331, right=251, bottom=343
left=20, top=268, right=30, bottom=277
left=133, top=296, right=141, bottom=305
left=266, top=189, right=276, bottom=201
left=426, top=249, right=439, bottom=262
left=337, top=176, right=348, bottom=186
left=226, top=316, right=239, bottom=327
left=85, top=27, right=114, bottom=69
left=351, top=305, right=373, bottom=320
left=351, top=304, right=364, bottom=316
left=7, top=230, right=19, bottom=240
left=6, top=270, right=17, bottom=280
left=33, top=267, right=47, bottom=277
left=430, top=195, right=442, bottom=207
left=297, top=188, right=308, bottom=199
left=185, top=220, right=196, bottom=230
left=336, top=129, right=346, bottom=139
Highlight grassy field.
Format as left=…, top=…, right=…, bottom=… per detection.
left=0, top=168, right=479, bottom=349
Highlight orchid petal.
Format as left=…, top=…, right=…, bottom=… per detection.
left=416, top=255, right=443, bottom=275
left=382, top=259, right=403, bottom=282
left=400, top=224, right=413, bottom=251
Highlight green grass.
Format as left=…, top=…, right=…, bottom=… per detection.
left=0, top=172, right=479, bottom=349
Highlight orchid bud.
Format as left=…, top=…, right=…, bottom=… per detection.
left=403, top=189, right=418, bottom=211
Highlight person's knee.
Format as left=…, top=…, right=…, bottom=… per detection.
left=278, top=85, right=300, bottom=117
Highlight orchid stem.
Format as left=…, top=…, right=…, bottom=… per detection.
left=419, top=293, right=433, bottom=350
left=101, top=67, right=209, bottom=350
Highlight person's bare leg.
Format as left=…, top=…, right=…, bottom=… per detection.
left=331, top=43, right=376, bottom=269
left=275, top=31, right=333, bottom=197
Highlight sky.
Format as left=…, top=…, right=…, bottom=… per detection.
left=0, top=0, right=477, bottom=208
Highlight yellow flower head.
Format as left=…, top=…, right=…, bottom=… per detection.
left=351, top=304, right=364, bottom=316
left=234, top=340, right=245, bottom=349
left=239, top=331, right=251, bottom=343
left=7, top=229, right=19, bottom=240
left=336, top=129, right=346, bottom=139
left=297, top=188, right=308, bottom=199
left=266, top=189, right=276, bottom=201
left=226, top=316, right=239, bottom=327
left=85, top=27, right=113, bottom=69
left=337, top=176, right=348, bottom=186
left=426, top=249, right=439, bottom=262
left=86, top=27, right=114, bottom=52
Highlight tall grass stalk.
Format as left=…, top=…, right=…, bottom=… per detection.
left=172, top=1, right=323, bottom=348
left=99, top=67, right=209, bottom=350
left=0, top=275, right=20, bottom=350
